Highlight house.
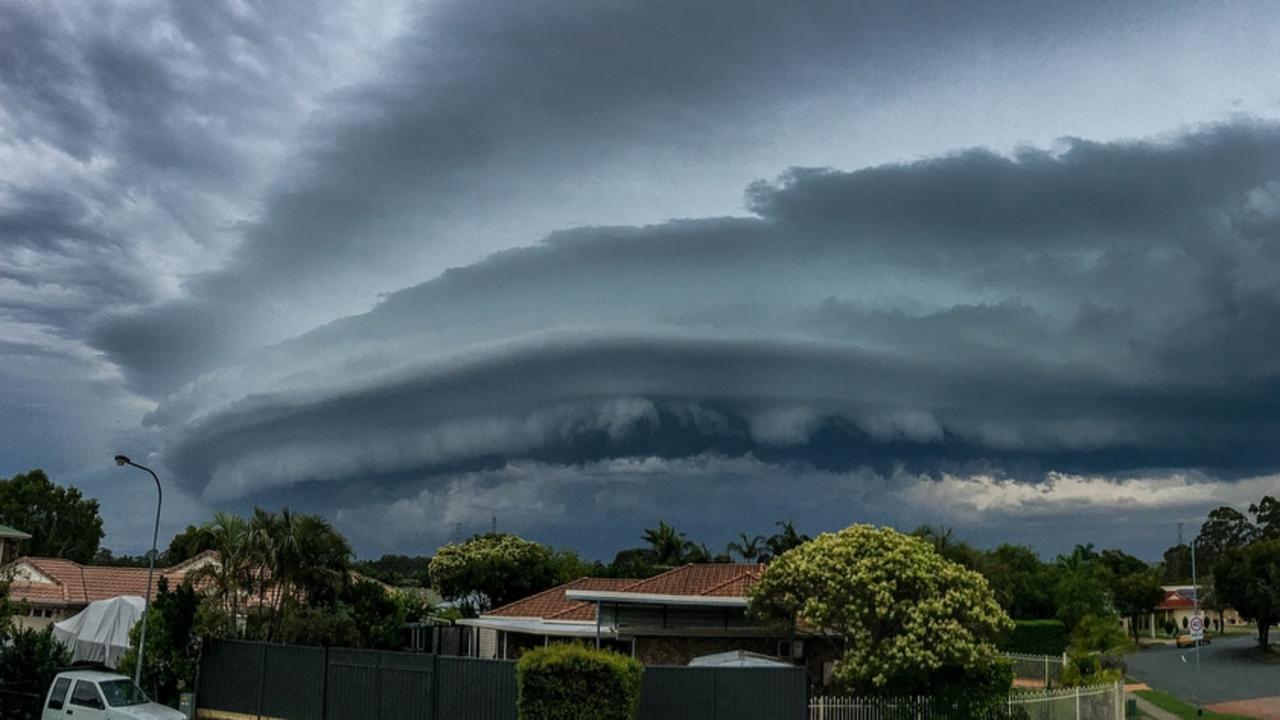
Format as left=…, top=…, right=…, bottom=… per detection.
left=457, top=564, right=815, bottom=667
left=0, top=524, right=31, bottom=564
left=1126, top=585, right=1245, bottom=638
left=4, top=551, right=219, bottom=629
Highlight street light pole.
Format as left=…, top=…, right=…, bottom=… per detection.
left=1190, top=533, right=1202, bottom=716
left=114, top=455, right=162, bottom=687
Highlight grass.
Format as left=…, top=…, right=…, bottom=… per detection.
left=1134, top=689, right=1254, bottom=720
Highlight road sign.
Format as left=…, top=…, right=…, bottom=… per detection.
left=1189, top=614, right=1204, bottom=640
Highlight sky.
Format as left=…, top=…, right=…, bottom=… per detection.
left=4, top=0, right=1280, bottom=561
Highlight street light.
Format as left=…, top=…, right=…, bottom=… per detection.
left=113, top=455, right=162, bottom=687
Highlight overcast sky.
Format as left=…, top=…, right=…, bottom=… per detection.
left=4, top=0, right=1280, bottom=561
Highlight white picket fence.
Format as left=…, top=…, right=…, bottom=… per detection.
left=808, top=682, right=1124, bottom=720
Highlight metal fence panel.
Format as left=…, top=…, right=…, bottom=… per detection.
left=379, top=651, right=436, bottom=720
left=714, top=667, right=807, bottom=720
left=434, top=656, right=517, bottom=720
left=327, top=647, right=383, bottom=720
left=198, top=639, right=266, bottom=715
left=638, top=666, right=716, bottom=720
left=260, top=643, right=326, bottom=720
left=639, top=666, right=806, bottom=720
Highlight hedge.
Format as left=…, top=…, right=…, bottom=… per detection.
left=998, top=619, right=1069, bottom=655
left=516, top=644, right=643, bottom=720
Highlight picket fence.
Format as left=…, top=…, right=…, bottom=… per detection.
left=809, top=682, right=1124, bottom=720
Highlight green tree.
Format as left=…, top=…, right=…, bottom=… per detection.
left=1251, top=496, right=1280, bottom=540
left=164, top=524, right=215, bottom=565
left=726, top=533, right=764, bottom=562
left=641, top=521, right=694, bottom=566
left=1112, top=571, right=1164, bottom=642
left=429, top=533, right=561, bottom=612
left=1160, top=544, right=1193, bottom=584
left=118, top=578, right=200, bottom=707
left=763, top=520, right=810, bottom=561
left=980, top=544, right=1055, bottom=619
left=1195, top=506, right=1257, bottom=573
left=749, top=524, right=1012, bottom=696
left=0, top=625, right=71, bottom=687
left=1214, top=538, right=1280, bottom=650
left=0, top=469, right=103, bottom=562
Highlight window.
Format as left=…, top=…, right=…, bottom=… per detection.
left=100, top=679, right=149, bottom=707
left=46, top=678, right=71, bottom=710
left=70, top=680, right=104, bottom=709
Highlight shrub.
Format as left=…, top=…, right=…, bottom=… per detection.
left=516, top=644, right=643, bottom=720
left=1069, top=614, right=1127, bottom=653
left=999, top=619, right=1068, bottom=655
left=0, top=626, right=71, bottom=687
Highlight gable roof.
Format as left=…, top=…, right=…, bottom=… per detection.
left=1156, top=588, right=1197, bottom=610
left=482, top=564, right=766, bottom=623
left=6, top=551, right=219, bottom=607
left=486, top=578, right=637, bottom=622
left=618, top=563, right=765, bottom=598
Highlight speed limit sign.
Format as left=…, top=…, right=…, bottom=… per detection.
left=1189, top=614, right=1204, bottom=640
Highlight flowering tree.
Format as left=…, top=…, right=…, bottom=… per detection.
left=749, top=524, right=1013, bottom=698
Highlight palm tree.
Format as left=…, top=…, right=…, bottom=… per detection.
left=727, top=533, right=764, bottom=562
left=642, top=521, right=688, bottom=566
left=764, top=521, right=810, bottom=560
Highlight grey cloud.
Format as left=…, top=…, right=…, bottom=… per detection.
left=87, top=0, right=1190, bottom=396
left=141, top=122, right=1280, bottom=510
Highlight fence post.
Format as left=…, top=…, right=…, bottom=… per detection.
left=1044, top=655, right=1050, bottom=688
left=1075, top=685, right=1081, bottom=720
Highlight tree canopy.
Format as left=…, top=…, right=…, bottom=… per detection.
left=0, top=469, right=103, bottom=563
left=429, top=533, right=565, bottom=612
left=749, top=524, right=1012, bottom=697
left=1214, top=538, right=1280, bottom=649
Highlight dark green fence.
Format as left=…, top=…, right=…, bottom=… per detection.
left=198, top=639, right=805, bottom=720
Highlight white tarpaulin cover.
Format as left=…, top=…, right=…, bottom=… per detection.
left=52, top=595, right=144, bottom=668
left=687, top=650, right=794, bottom=668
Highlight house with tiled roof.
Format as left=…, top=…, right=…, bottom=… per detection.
left=1125, top=585, right=1246, bottom=638
left=0, top=524, right=31, bottom=564
left=5, top=551, right=220, bottom=630
left=457, top=564, right=813, bottom=666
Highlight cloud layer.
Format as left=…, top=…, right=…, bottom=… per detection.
left=6, top=1, right=1280, bottom=557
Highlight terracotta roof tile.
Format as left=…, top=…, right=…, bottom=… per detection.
left=618, top=564, right=765, bottom=597
left=482, top=564, right=766, bottom=623
left=7, top=553, right=216, bottom=607
left=486, top=578, right=636, bottom=621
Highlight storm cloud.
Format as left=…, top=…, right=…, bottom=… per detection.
left=5, top=0, right=1280, bottom=556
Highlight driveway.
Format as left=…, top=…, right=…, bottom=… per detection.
left=1126, top=635, right=1280, bottom=707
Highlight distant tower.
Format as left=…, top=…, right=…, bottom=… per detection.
left=491, top=516, right=498, bottom=535
left=1177, top=521, right=1184, bottom=547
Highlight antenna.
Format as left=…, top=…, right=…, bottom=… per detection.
left=1177, top=521, right=1184, bottom=547
left=491, top=516, right=497, bottom=535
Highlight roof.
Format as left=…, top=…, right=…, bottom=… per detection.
left=0, top=524, right=31, bottom=540
left=6, top=550, right=219, bottom=607
left=483, top=564, right=766, bottom=623
left=1156, top=589, right=1197, bottom=610
left=486, top=578, right=637, bottom=622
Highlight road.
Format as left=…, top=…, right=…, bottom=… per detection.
left=1126, top=634, right=1280, bottom=707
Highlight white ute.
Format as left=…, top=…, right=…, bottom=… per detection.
left=40, top=671, right=184, bottom=720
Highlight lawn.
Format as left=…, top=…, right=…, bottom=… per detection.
left=1134, top=689, right=1254, bottom=720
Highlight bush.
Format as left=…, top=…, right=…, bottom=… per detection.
left=0, top=626, right=71, bottom=687
left=516, top=644, right=643, bottom=720
left=1070, top=614, right=1127, bottom=653
left=1060, top=652, right=1124, bottom=687
left=999, top=619, right=1069, bottom=655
